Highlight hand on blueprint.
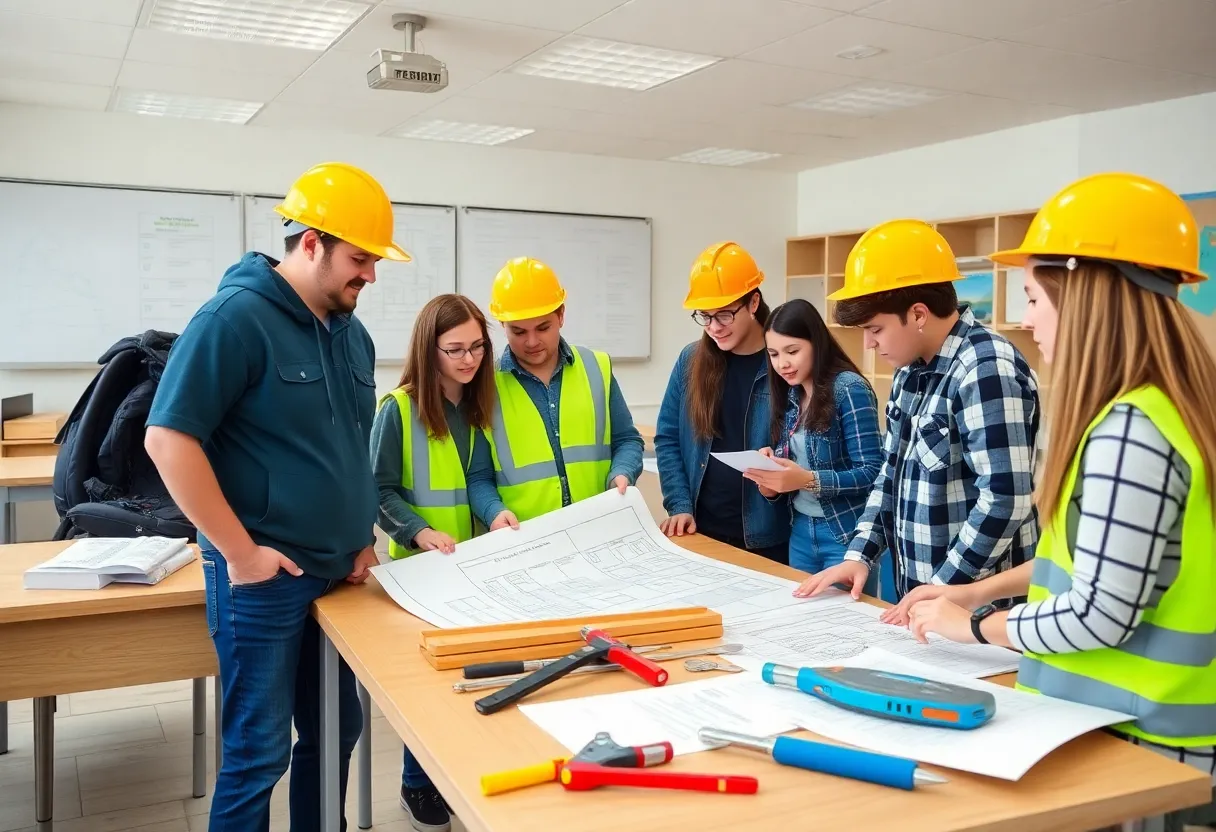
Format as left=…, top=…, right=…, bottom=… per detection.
left=881, top=584, right=983, bottom=626
left=490, top=510, right=520, bottom=531
left=659, top=513, right=696, bottom=536
left=610, top=475, right=630, bottom=495
left=414, top=528, right=457, bottom=555
left=345, top=545, right=379, bottom=584
left=792, top=560, right=869, bottom=600
left=908, top=597, right=973, bottom=644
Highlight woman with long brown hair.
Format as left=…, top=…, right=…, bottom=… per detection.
left=370, top=292, right=515, bottom=830
left=887, top=173, right=1216, bottom=822
left=654, top=241, right=791, bottom=564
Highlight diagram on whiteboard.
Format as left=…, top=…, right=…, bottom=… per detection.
left=371, top=488, right=803, bottom=628
left=138, top=212, right=221, bottom=334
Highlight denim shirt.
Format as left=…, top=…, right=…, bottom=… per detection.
left=654, top=342, right=790, bottom=550
left=773, top=371, right=884, bottom=544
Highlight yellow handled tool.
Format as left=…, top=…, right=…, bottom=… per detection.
left=481, top=758, right=567, bottom=796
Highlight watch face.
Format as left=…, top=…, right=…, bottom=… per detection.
left=972, top=604, right=997, bottom=619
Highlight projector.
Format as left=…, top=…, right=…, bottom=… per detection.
left=367, top=48, right=448, bottom=93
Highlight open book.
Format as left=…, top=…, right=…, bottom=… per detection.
left=24, top=536, right=196, bottom=590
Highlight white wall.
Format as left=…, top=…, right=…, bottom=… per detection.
left=0, top=103, right=797, bottom=426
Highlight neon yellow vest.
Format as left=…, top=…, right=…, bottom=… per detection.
left=486, top=345, right=613, bottom=523
left=1015, top=385, right=1216, bottom=747
left=380, top=389, right=474, bottom=560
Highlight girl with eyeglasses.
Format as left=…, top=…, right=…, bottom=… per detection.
left=654, top=241, right=791, bottom=564
left=369, top=292, right=514, bottom=831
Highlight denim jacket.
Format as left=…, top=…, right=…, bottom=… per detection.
left=773, top=371, right=884, bottom=544
left=654, top=342, right=791, bottom=549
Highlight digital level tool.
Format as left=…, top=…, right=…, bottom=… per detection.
left=762, top=664, right=997, bottom=730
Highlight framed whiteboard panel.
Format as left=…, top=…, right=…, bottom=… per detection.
left=457, top=207, right=652, bottom=360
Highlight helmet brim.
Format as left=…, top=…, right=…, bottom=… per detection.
left=492, top=298, right=565, bottom=322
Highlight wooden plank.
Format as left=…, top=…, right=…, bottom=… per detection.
left=2, top=411, right=65, bottom=441
left=419, top=607, right=711, bottom=651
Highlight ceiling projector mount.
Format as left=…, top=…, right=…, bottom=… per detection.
left=367, top=12, right=449, bottom=93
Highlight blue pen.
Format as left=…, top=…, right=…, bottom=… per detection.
left=697, top=727, right=946, bottom=790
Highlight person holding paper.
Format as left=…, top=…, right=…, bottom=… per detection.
left=144, top=162, right=406, bottom=831
left=890, top=173, right=1216, bottom=818
left=793, top=219, right=1041, bottom=602
left=370, top=293, right=515, bottom=831
left=743, top=299, right=883, bottom=593
left=654, top=241, right=790, bottom=564
left=473, top=257, right=643, bottom=522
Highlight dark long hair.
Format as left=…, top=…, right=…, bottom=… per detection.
left=687, top=290, right=770, bottom=440
left=764, top=299, right=865, bottom=445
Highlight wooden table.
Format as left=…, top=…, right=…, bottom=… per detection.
left=0, top=541, right=220, bottom=830
left=0, top=455, right=55, bottom=546
left=313, top=534, right=1211, bottom=832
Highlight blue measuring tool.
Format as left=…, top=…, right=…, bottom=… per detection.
left=762, top=663, right=996, bottom=730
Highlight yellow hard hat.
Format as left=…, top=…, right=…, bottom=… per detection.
left=684, top=242, right=765, bottom=309
left=990, top=172, right=1207, bottom=283
left=274, top=162, right=411, bottom=262
left=489, top=257, right=567, bottom=321
left=828, top=219, right=961, bottom=301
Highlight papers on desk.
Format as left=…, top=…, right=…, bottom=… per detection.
left=708, top=450, right=782, bottom=473
left=23, top=536, right=195, bottom=590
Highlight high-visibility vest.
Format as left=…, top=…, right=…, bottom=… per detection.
left=381, top=389, right=474, bottom=560
left=486, top=345, right=613, bottom=522
left=1015, top=384, right=1216, bottom=747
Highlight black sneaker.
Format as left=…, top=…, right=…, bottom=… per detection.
left=399, top=785, right=452, bottom=832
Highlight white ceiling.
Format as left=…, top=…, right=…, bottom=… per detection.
left=2, top=0, right=1215, bottom=172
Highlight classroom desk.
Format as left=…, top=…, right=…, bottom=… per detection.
left=0, top=455, right=55, bottom=546
left=313, top=534, right=1211, bottom=832
left=0, top=541, right=220, bottom=831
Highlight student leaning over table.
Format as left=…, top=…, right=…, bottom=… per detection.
left=144, top=162, right=406, bottom=832
left=890, top=173, right=1216, bottom=828
left=794, top=219, right=1041, bottom=602
left=370, top=292, right=516, bottom=832
left=654, top=241, right=791, bottom=564
left=469, top=256, right=644, bottom=521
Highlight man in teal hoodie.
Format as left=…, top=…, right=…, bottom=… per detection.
left=145, top=162, right=411, bottom=832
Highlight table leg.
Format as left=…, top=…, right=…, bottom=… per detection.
left=1, top=487, right=12, bottom=544
left=0, top=701, right=7, bottom=755
left=357, top=681, right=372, bottom=830
left=34, top=696, right=54, bottom=831
left=1121, top=817, right=1166, bottom=832
left=319, top=631, right=340, bottom=832
left=192, top=678, right=206, bottom=799
left=213, top=676, right=222, bottom=774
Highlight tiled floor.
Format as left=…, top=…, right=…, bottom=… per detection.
left=0, top=680, right=467, bottom=832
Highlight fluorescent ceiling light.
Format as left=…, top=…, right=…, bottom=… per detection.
left=668, top=147, right=781, bottom=166
left=791, top=83, right=948, bottom=115
left=143, top=0, right=370, bottom=51
left=388, top=119, right=535, bottom=146
left=512, top=36, right=719, bottom=91
left=112, top=88, right=263, bottom=124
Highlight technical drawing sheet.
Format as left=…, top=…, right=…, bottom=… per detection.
left=370, top=487, right=813, bottom=628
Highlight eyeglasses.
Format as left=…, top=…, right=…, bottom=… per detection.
left=691, top=301, right=748, bottom=327
left=438, top=341, right=488, bottom=360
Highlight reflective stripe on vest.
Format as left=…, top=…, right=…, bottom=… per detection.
left=1014, top=384, right=1216, bottom=746
left=487, top=345, right=612, bottom=522
left=381, top=389, right=473, bottom=560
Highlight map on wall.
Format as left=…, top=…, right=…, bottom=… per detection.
left=1180, top=225, right=1216, bottom=316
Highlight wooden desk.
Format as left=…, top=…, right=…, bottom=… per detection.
left=0, top=541, right=219, bottom=830
left=0, top=455, right=56, bottom=546
left=313, top=534, right=1210, bottom=832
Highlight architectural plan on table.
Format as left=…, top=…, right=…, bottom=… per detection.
left=369, top=487, right=804, bottom=628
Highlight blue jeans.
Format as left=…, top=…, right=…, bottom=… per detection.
left=202, top=550, right=364, bottom=832
left=789, top=513, right=881, bottom=598
left=402, top=745, right=433, bottom=790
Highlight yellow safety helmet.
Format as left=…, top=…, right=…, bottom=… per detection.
left=489, top=257, right=567, bottom=321
left=684, top=242, right=765, bottom=310
left=274, top=162, right=411, bottom=262
left=828, top=219, right=961, bottom=301
left=990, top=172, right=1207, bottom=283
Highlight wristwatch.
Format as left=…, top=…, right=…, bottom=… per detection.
left=970, top=604, right=998, bottom=644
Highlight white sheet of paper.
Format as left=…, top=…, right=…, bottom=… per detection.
left=708, top=450, right=782, bottom=473
left=370, top=487, right=807, bottom=628
left=518, top=674, right=799, bottom=756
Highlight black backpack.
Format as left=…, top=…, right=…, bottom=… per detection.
left=52, top=330, right=196, bottom=542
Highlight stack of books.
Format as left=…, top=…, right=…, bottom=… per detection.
left=23, top=536, right=196, bottom=590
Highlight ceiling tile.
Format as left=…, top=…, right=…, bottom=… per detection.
left=380, top=0, right=628, bottom=32
left=743, top=13, right=983, bottom=78
left=856, top=0, right=1118, bottom=39
left=402, top=94, right=669, bottom=140
left=784, top=0, right=883, bottom=10
left=578, top=0, right=842, bottom=58
left=747, top=152, right=843, bottom=172
left=116, top=59, right=294, bottom=102
left=0, top=0, right=141, bottom=26
left=1005, top=0, right=1216, bottom=78
left=249, top=100, right=418, bottom=135
left=272, top=47, right=486, bottom=108
left=457, top=70, right=646, bottom=112
left=125, top=28, right=320, bottom=77
left=0, top=48, right=121, bottom=86
left=0, top=77, right=112, bottom=109
left=0, top=10, right=132, bottom=59
left=507, top=129, right=641, bottom=156
left=860, top=93, right=1078, bottom=150
left=744, top=103, right=876, bottom=138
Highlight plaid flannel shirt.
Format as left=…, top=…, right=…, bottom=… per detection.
left=844, top=307, right=1041, bottom=596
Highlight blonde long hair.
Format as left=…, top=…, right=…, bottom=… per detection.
left=1033, top=263, right=1216, bottom=522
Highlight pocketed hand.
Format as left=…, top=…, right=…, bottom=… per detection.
left=228, top=545, right=302, bottom=586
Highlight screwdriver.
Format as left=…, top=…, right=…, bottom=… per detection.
left=696, top=727, right=948, bottom=791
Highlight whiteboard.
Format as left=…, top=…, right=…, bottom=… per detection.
left=457, top=207, right=652, bottom=360
left=244, top=195, right=457, bottom=362
left=0, top=180, right=242, bottom=366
